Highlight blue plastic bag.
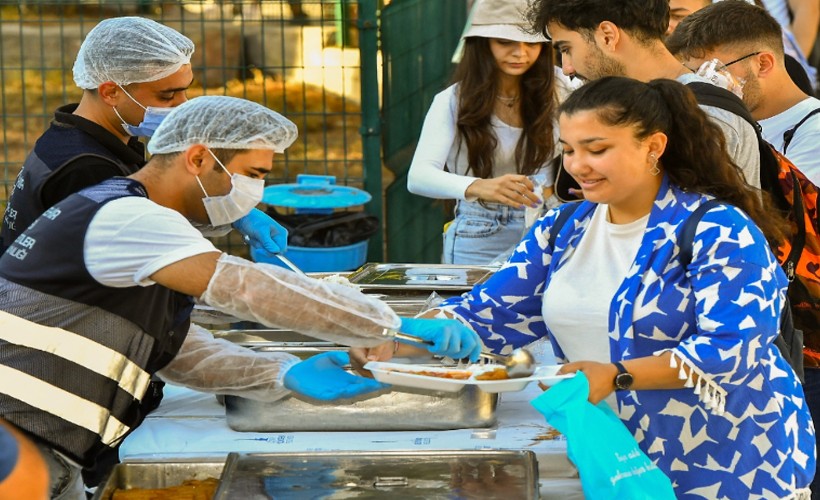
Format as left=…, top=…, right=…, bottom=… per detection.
left=531, top=372, right=676, bottom=500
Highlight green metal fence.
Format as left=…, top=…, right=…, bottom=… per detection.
left=0, top=0, right=380, bottom=257
left=380, top=0, right=466, bottom=263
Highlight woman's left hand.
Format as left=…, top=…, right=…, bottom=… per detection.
left=557, top=361, right=618, bottom=404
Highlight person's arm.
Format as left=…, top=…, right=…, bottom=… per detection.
left=0, top=420, right=48, bottom=499
left=787, top=0, right=820, bottom=57
left=407, top=87, right=479, bottom=200
left=41, top=157, right=134, bottom=208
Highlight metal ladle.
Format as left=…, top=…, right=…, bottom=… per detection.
left=392, top=332, right=536, bottom=378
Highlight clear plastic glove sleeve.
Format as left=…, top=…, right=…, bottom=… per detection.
left=157, top=323, right=299, bottom=403
left=200, top=254, right=401, bottom=347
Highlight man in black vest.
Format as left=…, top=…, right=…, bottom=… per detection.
left=0, top=95, right=484, bottom=498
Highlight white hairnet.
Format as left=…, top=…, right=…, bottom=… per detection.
left=147, top=95, right=299, bottom=154
left=73, top=17, right=194, bottom=89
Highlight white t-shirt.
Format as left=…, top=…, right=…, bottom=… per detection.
left=543, top=205, right=648, bottom=365
left=407, top=68, right=566, bottom=201
left=85, top=197, right=219, bottom=287
left=760, top=96, right=820, bottom=184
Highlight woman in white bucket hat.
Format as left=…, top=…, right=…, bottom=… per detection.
left=407, top=0, right=564, bottom=265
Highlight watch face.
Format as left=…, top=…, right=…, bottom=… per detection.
left=615, top=372, right=634, bottom=390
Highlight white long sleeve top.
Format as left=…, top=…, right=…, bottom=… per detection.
left=407, top=78, right=564, bottom=201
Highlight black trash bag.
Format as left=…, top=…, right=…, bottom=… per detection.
left=266, top=207, right=379, bottom=248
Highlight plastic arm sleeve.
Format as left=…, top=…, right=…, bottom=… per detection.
left=200, top=254, right=401, bottom=347
left=157, top=323, right=299, bottom=403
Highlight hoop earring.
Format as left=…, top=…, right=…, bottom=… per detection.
left=649, top=153, right=660, bottom=176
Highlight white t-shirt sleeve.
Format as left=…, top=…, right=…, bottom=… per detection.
left=85, top=197, right=220, bottom=287
left=407, top=85, right=479, bottom=200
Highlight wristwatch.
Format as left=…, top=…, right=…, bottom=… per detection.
left=613, top=361, right=634, bottom=391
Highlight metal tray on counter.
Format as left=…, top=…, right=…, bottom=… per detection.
left=347, top=263, right=497, bottom=291
left=92, top=459, right=226, bottom=500
left=213, top=450, right=539, bottom=499
left=225, top=378, right=498, bottom=432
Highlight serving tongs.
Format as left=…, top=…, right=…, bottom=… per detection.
left=391, top=332, right=536, bottom=378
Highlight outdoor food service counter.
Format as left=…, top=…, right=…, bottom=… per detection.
left=101, top=265, right=584, bottom=499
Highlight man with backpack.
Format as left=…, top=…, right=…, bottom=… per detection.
left=529, top=0, right=761, bottom=188
left=666, top=0, right=820, bottom=184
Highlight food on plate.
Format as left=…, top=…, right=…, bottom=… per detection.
left=473, top=367, right=510, bottom=380
left=112, top=477, right=219, bottom=500
left=387, top=367, right=473, bottom=380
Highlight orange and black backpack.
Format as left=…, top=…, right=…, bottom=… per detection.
left=685, top=83, right=820, bottom=372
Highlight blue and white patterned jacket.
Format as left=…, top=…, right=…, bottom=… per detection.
left=439, top=177, right=816, bottom=498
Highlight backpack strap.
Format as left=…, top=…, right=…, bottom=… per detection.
left=547, top=201, right=582, bottom=250
left=686, top=82, right=759, bottom=132
left=784, top=169, right=806, bottom=281
left=782, top=108, right=820, bottom=155
left=679, top=199, right=725, bottom=268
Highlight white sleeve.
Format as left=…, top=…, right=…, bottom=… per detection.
left=407, top=85, right=479, bottom=200
left=85, top=197, right=220, bottom=287
left=157, top=323, right=298, bottom=403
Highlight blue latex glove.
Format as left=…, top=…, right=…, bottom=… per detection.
left=398, top=317, right=482, bottom=362
left=283, top=352, right=390, bottom=401
left=234, top=208, right=288, bottom=257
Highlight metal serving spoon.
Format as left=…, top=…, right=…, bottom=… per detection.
left=392, top=332, right=536, bottom=378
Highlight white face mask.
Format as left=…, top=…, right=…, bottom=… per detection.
left=196, top=150, right=265, bottom=226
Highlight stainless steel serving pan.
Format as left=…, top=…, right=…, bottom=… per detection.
left=347, top=263, right=497, bottom=291
left=92, top=459, right=225, bottom=500
left=225, top=381, right=498, bottom=432
left=214, top=450, right=539, bottom=499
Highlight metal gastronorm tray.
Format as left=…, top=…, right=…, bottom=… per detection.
left=92, top=459, right=225, bottom=500
left=346, top=263, right=497, bottom=291
left=214, top=450, right=539, bottom=499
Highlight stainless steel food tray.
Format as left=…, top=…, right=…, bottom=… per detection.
left=213, top=450, right=539, bottom=499
left=347, top=263, right=497, bottom=291
left=92, top=459, right=225, bottom=500
left=225, top=381, right=497, bottom=431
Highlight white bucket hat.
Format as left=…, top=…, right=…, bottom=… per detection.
left=463, top=0, right=548, bottom=43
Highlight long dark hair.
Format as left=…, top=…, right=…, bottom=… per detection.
left=559, top=76, right=787, bottom=247
left=452, top=36, right=556, bottom=179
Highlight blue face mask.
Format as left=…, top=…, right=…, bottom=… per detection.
left=112, top=85, right=174, bottom=137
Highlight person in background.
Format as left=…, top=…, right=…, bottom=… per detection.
left=0, top=95, right=483, bottom=499
left=667, top=0, right=711, bottom=35
left=667, top=1, right=820, bottom=183
left=0, top=16, right=289, bottom=262
left=366, top=76, right=815, bottom=498
left=762, top=0, right=819, bottom=74
left=0, top=419, right=48, bottom=500
left=666, top=0, right=817, bottom=95
left=407, top=0, right=561, bottom=265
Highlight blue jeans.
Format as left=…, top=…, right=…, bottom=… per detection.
left=33, top=442, right=85, bottom=500
left=804, top=368, right=820, bottom=498
left=443, top=201, right=526, bottom=265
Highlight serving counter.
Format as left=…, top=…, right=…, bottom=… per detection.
left=119, top=379, right=581, bottom=498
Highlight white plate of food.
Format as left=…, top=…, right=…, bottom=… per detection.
left=364, top=362, right=573, bottom=393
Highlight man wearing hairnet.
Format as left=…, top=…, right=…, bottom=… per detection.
left=0, top=16, right=290, bottom=263
left=0, top=95, right=483, bottom=499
